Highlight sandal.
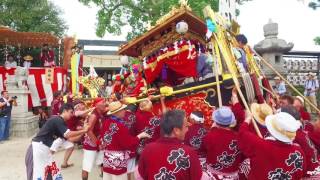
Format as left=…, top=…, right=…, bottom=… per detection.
left=61, top=163, right=74, bottom=169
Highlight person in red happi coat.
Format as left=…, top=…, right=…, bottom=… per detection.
left=238, top=112, right=306, bottom=180
left=100, top=101, right=150, bottom=180
left=184, top=111, right=207, bottom=155
left=280, top=106, right=320, bottom=179
left=136, top=110, right=207, bottom=180
left=82, top=98, right=106, bottom=180
left=134, top=96, right=166, bottom=154
left=51, top=91, right=63, bottom=116
left=201, top=107, right=245, bottom=179
left=293, top=96, right=311, bottom=121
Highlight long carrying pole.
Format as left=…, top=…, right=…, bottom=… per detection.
left=202, top=5, right=261, bottom=137
left=212, top=33, right=262, bottom=138
left=253, top=50, right=320, bottom=113
left=211, top=40, right=222, bottom=107
left=123, top=79, right=228, bottom=104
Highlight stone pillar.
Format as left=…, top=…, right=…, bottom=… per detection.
left=5, top=67, right=38, bottom=137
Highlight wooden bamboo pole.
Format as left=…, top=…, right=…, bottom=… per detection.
left=203, top=5, right=262, bottom=137
left=211, top=40, right=222, bottom=107
left=122, top=78, right=229, bottom=104
left=212, top=32, right=262, bottom=138
left=253, top=50, right=320, bottom=113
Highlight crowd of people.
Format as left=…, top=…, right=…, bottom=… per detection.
left=23, top=83, right=320, bottom=180
left=3, top=44, right=56, bottom=69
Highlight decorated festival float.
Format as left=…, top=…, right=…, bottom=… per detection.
left=115, top=2, right=320, bottom=135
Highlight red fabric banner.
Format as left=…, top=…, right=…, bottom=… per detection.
left=144, top=40, right=198, bottom=84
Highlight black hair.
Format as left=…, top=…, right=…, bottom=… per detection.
left=7, top=54, right=14, bottom=58
left=43, top=44, right=48, bottom=47
left=281, top=105, right=301, bottom=120
left=114, top=92, right=122, bottom=101
left=161, top=110, right=185, bottom=135
left=235, top=34, right=248, bottom=45
left=59, top=103, right=74, bottom=114
left=126, top=104, right=138, bottom=112
left=53, top=90, right=62, bottom=98
left=1, top=90, right=7, bottom=95
left=191, top=111, right=204, bottom=118
left=280, top=95, right=294, bottom=105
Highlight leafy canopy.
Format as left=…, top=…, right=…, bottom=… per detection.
left=0, top=0, right=68, bottom=37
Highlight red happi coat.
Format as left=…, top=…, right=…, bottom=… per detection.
left=299, top=108, right=311, bottom=121
left=238, top=123, right=307, bottom=180
left=301, top=121, right=320, bottom=153
left=51, top=98, right=63, bottom=116
left=184, top=124, right=207, bottom=154
left=134, top=110, right=161, bottom=153
left=83, top=110, right=104, bottom=151
left=101, top=115, right=139, bottom=175
left=123, top=110, right=136, bottom=135
left=249, top=123, right=270, bottom=138
left=294, top=129, right=320, bottom=177
left=201, top=127, right=245, bottom=178
left=138, top=137, right=203, bottom=180
left=66, top=115, right=82, bottom=131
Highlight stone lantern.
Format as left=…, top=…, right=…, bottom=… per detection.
left=254, top=20, right=294, bottom=77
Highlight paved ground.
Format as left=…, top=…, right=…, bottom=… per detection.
left=0, top=137, right=101, bottom=180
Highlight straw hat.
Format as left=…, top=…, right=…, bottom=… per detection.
left=212, top=106, right=236, bottom=126
left=23, top=55, right=33, bottom=61
left=274, top=76, right=280, bottom=80
left=295, top=96, right=304, bottom=104
left=251, top=103, right=273, bottom=126
left=265, top=112, right=301, bottom=143
left=107, top=101, right=127, bottom=115
left=308, top=72, right=316, bottom=76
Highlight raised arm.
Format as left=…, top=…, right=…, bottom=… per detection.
left=238, top=113, right=265, bottom=158
left=160, top=96, right=167, bottom=114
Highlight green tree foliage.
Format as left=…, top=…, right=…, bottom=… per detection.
left=308, top=0, right=320, bottom=45
left=0, top=0, right=67, bottom=37
left=79, top=0, right=258, bottom=40
left=79, top=0, right=221, bottom=39
left=314, top=37, right=320, bottom=45
left=309, top=0, right=320, bottom=10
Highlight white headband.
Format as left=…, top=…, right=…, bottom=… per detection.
left=190, top=113, right=204, bottom=123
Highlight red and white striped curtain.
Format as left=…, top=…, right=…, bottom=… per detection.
left=0, top=66, right=67, bottom=108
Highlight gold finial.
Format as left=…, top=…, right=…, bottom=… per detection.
left=179, top=0, right=188, bottom=6
left=73, top=34, right=78, bottom=45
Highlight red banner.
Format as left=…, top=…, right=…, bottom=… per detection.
left=144, top=40, right=198, bottom=84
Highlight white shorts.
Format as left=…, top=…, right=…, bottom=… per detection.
left=32, top=142, right=62, bottom=180
left=82, top=150, right=104, bottom=172
left=103, top=172, right=127, bottom=180
left=50, top=138, right=74, bottom=152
